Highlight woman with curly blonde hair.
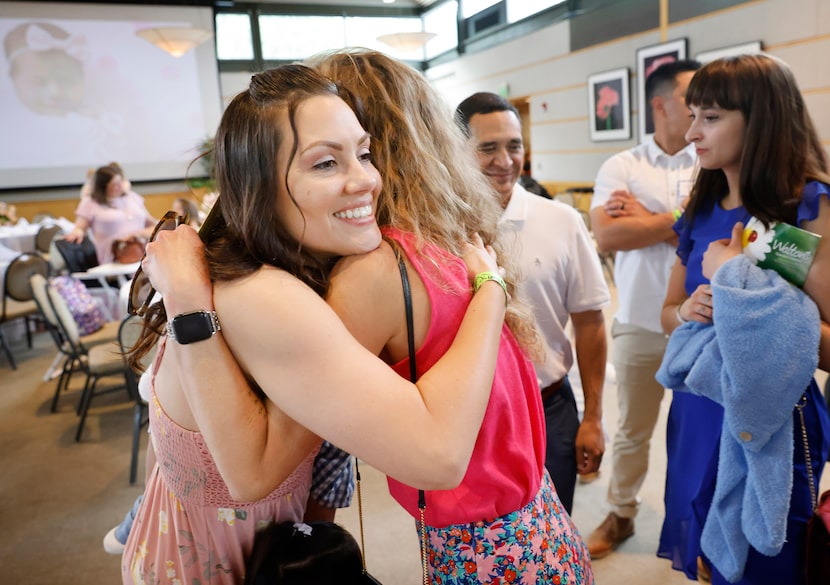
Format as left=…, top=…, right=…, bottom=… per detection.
left=310, top=48, right=591, bottom=584
left=310, top=49, right=537, bottom=349
left=140, top=51, right=591, bottom=583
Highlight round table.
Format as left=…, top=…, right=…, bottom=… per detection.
left=0, top=224, right=39, bottom=255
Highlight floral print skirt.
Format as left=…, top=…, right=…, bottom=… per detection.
left=421, top=472, right=593, bottom=584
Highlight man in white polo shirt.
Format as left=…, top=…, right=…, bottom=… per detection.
left=586, top=59, right=700, bottom=559
left=456, top=92, right=609, bottom=515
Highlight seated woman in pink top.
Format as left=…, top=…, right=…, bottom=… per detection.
left=65, top=164, right=155, bottom=264
left=146, top=51, right=593, bottom=584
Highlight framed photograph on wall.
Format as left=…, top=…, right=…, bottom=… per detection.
left=695, top=41, right=763, bottom=63
left=636, top=38, right=687, bottom=141
left=588, top=67, right=631, bottom=142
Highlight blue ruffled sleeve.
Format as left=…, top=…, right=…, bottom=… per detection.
left=674, top=216, right=693, bottom=266
left=798, top=180, right=830, bottom=226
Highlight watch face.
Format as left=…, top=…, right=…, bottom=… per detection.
left=174, top=312, right=213, bottom=344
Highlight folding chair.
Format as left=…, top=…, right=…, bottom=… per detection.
left=29, top=273, right=120, bottom=413
left=44, top=277, right=127, bottom=441
left=117, top=315, right=155, bottom=484
left=1, top=252, right=49, bottom=369
left=35, top=224, right=64, bottom=257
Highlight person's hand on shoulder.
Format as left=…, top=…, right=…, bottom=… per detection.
left=461, top=232, right=509, bottom=306
left=461, top=232, right=499, bottom=279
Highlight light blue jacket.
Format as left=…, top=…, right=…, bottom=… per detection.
left=657, top=254, right=820, bottom=582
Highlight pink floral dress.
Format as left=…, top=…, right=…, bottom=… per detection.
left=122, top=340, right=315, bottom=585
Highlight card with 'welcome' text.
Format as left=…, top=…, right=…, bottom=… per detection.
left=742, top=217, right=821, bottom=287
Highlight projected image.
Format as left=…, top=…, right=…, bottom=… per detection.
left=5, top=22, right=87, bottom=117
left=0, top=7, right=220, bottom=189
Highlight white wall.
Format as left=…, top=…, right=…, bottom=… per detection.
left=214, top=1, right=830, bottom=186
left=421, top=0, right=830, bottom=185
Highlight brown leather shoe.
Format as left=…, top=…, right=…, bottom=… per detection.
left=585, top=512, right=634, bottom=559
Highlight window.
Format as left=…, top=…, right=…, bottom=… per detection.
left=462, top=0, right=501, bottom=18
left=346, top=16, right=423, bottom=60
left=256, top=14, right=425, bottom=62
left=507, top=0, right=566, bottom=23
left=465, top=2, right=504, bottom=38
left=424, top=0, right=458, bottom=59
left=259, top=15, right=345, bottom=61
left=215, top=12, right=253, bottom=60
left=216, top=0, right=564, bottom=66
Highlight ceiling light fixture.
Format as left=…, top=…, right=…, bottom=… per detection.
left=136, top=27, right=213, bottom=58
left=376, top=31, right=436, bottom=53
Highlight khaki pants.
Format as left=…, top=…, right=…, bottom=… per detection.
left=607, top=319, right=668, bottom=519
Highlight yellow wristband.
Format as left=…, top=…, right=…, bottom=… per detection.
left=473, top=271, right=508, bottom=307
left=672, top=208, right=683, bottom=221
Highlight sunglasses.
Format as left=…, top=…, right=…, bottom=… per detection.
left=127, top=210, right=188, bottom=316
left=128, top=201, right=224, bottom=317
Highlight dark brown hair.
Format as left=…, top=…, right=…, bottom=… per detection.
left=683, top=54, right=830, bottom=227
left=90, top=165, right=123, bottom=205
left=454, top=91, right=520, bottom=137
left=129, top=64, right=361, bottom=368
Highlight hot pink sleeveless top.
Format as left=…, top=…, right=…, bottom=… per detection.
left=383, top=227, right=545, bottom=528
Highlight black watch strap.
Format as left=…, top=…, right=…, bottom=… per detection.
left=167, top=310, right=221, bottom=345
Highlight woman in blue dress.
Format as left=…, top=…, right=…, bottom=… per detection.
left=658, top=54, right=830, bottom=584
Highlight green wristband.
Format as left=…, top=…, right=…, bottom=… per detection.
left=672, top=208, right=683, bottom=221
left=473, top=271, right=509, bottom=307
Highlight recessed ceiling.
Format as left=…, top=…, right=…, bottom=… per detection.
left=15, top=0, right=440, bottom=8
left=246, top=0, right=438, bottom=7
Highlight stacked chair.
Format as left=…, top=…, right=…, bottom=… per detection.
left=34, top=224, right=64, bottom=260
left=117, top=315, right=154, bottom=485
left=0, top=252, right=49, bottom=369
left=28, top=273, right=124, bottom=440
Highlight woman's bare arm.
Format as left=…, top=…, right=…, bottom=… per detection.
left=661, top=258, right=691, bottom=334
left=144, top=227, right=506, bottom=500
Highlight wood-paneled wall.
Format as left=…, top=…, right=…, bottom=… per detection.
left=10, top=190, right=205, bottom=223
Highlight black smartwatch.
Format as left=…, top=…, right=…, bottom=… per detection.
left=167, top=310, right=221, bottom=345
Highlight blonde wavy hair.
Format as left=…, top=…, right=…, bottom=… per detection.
left=308, top=48, right=539, bottom=354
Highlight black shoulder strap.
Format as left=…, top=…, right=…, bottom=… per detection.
left=394, top=247, right=417, bottom=383
left=391, top=242, right=429, bottom=583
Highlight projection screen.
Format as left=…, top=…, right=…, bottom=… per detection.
left=0, top=2, right=222, bottom=190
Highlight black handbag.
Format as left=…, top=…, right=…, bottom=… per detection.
left=53, top=236, right=98, bottom=272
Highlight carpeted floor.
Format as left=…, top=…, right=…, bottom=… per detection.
left=1, top=301, right=827, bottom=584
left=0, top=330, right=143, bottom=584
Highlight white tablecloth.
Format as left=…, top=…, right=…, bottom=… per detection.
left=0, top=224, right=39, bottom=255
left=0, top=218, right=74, bottom=260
